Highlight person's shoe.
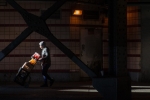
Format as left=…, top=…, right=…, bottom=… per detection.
left=50, top=79, right=55, bottom=86
left=40, top=84, right=48, bottom=87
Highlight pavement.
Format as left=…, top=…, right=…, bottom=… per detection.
left=131, top=82, right=150, bottom=100
left=0, top=81, right=103, bottom=100
left=1, top=81, right=150, bottom=100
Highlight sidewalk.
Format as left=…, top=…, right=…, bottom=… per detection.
left=1, top=81, right=150, bottom=100
left=0, top=81, right=103, bottom=100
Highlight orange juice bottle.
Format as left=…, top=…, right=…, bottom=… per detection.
left=29, top=58, right=37, bottom=65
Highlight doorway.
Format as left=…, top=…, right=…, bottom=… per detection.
left=80, top=28, right=103, bottom=78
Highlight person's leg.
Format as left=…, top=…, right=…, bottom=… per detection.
left=43, top=64, right=53, bottom=81
left=41, top=64, right=54, bottom=87
left=41, top=64, right=49, bottom=87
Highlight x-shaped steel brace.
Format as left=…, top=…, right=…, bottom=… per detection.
left=0, top=0, right=97, bottom=78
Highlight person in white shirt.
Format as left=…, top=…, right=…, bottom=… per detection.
left=38, top=41, right=54, bottom=87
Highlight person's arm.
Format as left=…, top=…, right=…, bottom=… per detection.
left=31, top=54, right=35, bottom=59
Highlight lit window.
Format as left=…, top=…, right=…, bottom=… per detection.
left=73, top=10, right=82, bottom=15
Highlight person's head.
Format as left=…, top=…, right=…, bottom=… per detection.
left=39, top=41, right=46, bottom=49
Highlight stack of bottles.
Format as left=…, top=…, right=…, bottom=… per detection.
left=29, top=52, right=41, bottom=65
left=22, top=52, right=40, bottom=72
left=14, top=52, right=40, bottom=86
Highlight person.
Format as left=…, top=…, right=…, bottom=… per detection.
left=38, top=41, right=54, bottom=87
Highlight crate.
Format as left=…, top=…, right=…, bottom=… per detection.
left=21, top=62, right=34, bottom=72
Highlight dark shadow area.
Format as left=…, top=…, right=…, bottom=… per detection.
left=0, top=81, right=103, bottom=100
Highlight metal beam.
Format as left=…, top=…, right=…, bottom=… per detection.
left=0, top=0, right=66, bottom=61
left=0, top=28, right=33, bottom=60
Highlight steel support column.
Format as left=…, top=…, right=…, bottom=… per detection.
left=108, top=0, right=129, bottom=77
left=93, top=0, right=131, bottom=100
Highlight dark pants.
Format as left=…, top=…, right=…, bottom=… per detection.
left=42, top=63, right=53, bottom=84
